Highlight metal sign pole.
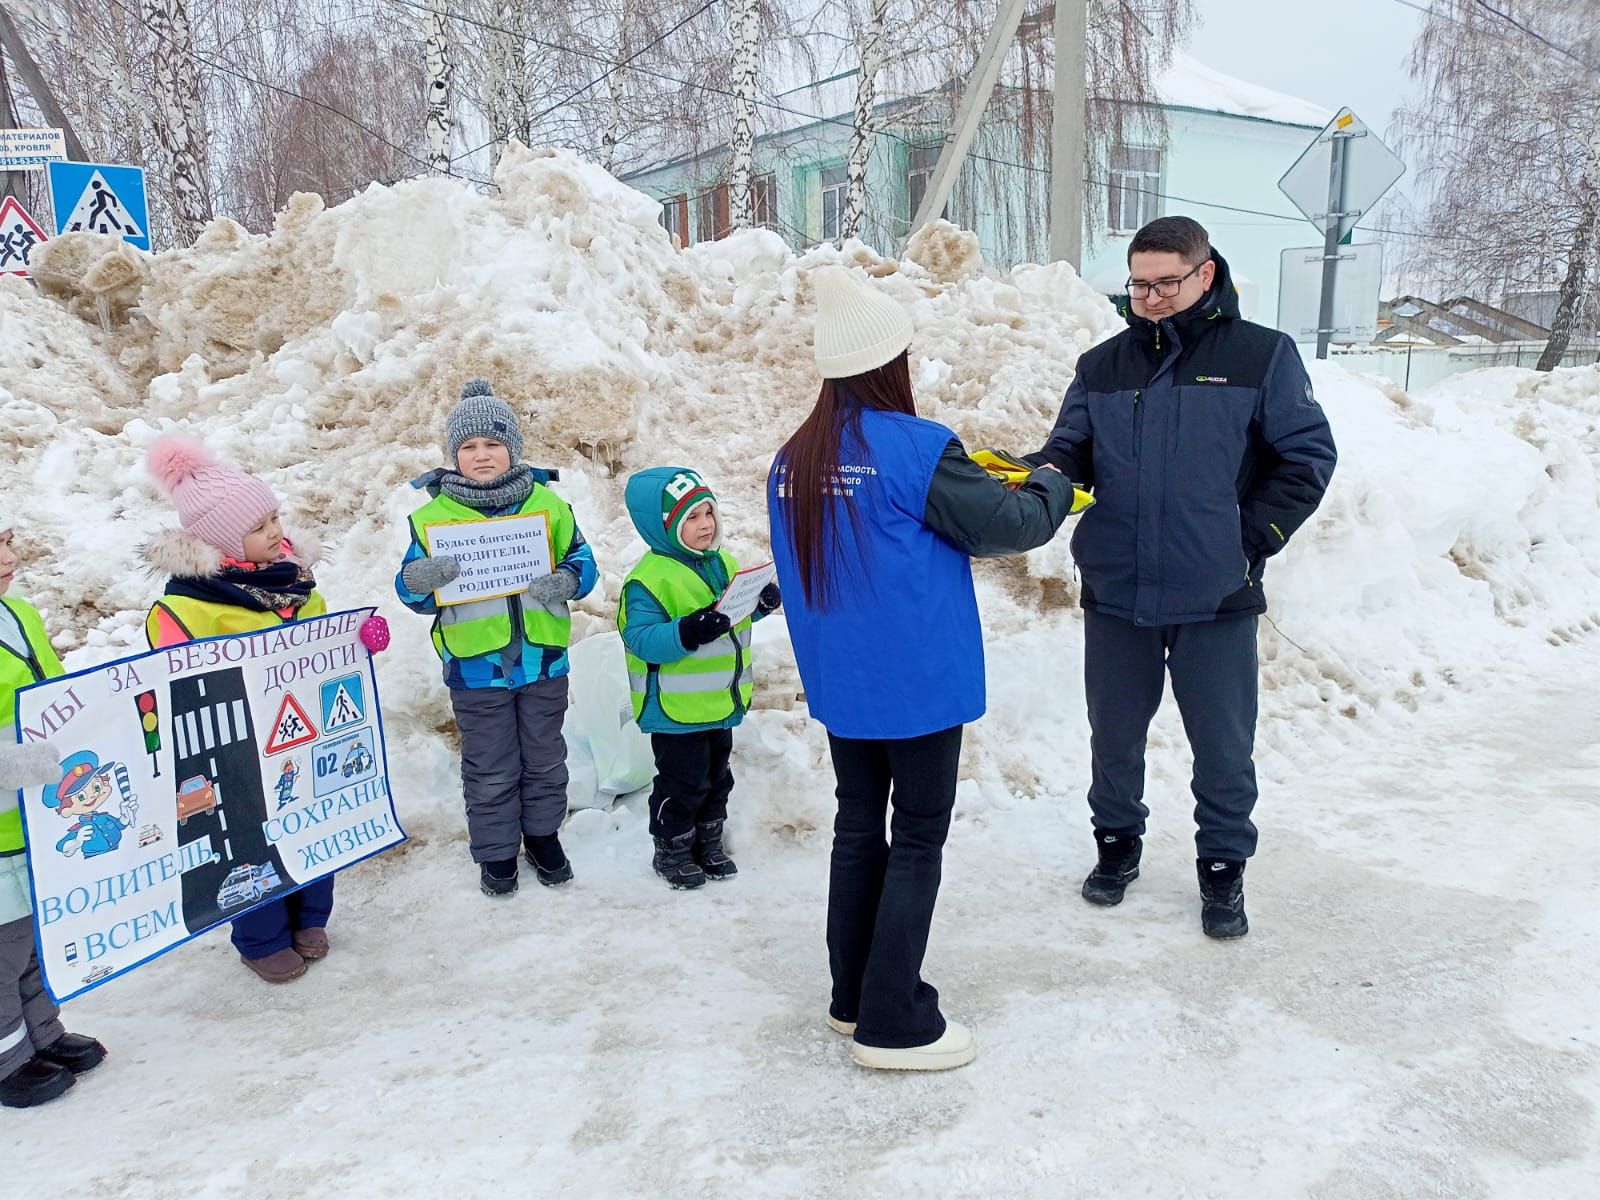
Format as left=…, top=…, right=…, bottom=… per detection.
left=1315, top=132, right=1350, bottom=361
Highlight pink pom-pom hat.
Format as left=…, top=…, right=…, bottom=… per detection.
left=146, top=435, right=280, bottom=560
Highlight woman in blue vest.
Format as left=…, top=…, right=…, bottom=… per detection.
left=768, top=266, right=1076, bottom=1071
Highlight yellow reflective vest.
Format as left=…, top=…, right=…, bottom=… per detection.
left=618, top=550, right=753, bottom=727
left=1, top=595, right=64, bottom=855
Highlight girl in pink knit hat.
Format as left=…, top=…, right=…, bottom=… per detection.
left=141, top=435, right=386, bottom=985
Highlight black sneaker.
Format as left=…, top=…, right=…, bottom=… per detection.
left=693, top=820, right=738, bottom=880
left=523, top=834, right=574, bottom=887
left=36, top=1032, right=106, bottom=1075
left=0, top=1057, right=75, bottom=1108
left=479, top=858, right=519, bottom=897
left=1081, top=830, right=1142, bottom=906
left=1198, top=859, right=1248, bottom=939
left=652, top=832, right=707, bottom=890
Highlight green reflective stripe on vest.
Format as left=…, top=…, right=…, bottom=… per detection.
left=0, top=596, right=63, bottom=854
left=618, top=550, right=753, bottom=726
left=409, top=489, right=576, bottom=660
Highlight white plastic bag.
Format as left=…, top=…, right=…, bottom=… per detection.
left=565, top=632, right=654, bottom=807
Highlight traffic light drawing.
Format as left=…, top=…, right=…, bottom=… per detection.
left=136, top=690, right=161, bottom=777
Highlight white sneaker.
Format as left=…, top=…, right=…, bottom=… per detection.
left=850, top=1021, right=976, bottom=1072
left=826, top=1014, right=856, bottom=1036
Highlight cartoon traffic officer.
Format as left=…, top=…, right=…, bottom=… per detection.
left=44, top=751, right=140, bottom=859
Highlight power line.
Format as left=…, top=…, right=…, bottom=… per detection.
left=1387, top=0, right=1592, bottom=69
left=447, top=0, right=721, bottom=166
left=100, top=0, right=488, bottom=187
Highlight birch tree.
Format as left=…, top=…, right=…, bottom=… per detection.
left=143, top=0, right=212, bottom=242
left=840, top=0, right=886, bottom=239
left=726, top=0, right=759, bottom=229
left=1396, top=0, right=1599, bottom=369
left=425, top=0, right=453, bottom=174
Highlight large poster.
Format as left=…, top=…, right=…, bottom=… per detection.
left=13, top=608, right=405, bottom=1001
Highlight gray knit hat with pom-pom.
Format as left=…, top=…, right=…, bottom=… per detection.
left=444, top=378, right=524, bottom=464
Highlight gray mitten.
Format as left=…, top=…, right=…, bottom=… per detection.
left=0, top=740, right=64, bottom=790
left=525, top=568, right=579, bottom=605
left=401, top=555, right=461, bottom=595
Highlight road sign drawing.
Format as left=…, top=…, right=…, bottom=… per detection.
left=264, top=693, right=318, bottom=755
left=319, top=673, right=366, bottom=734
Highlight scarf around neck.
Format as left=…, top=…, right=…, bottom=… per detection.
left=421, top=463, right=537, bottom=511
left=165, top=555, right=317, bottom=615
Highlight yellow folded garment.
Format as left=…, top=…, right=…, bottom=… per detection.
left=970, top=449, right=1095, bottom=513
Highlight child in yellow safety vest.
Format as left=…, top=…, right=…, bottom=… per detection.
left=394, top=380, right=598, bottom=899
left=142, top=436, right=389, bottom=986
left=0, top=505, right=109, bottom=1108
left=618, top=467, right=781, bottom=889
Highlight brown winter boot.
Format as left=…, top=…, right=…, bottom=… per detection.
left=292, top=928, right=330, bottom=961
left=242, top=947, right=308, bottom=983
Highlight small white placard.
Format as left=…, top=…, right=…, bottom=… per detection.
left=715, top=561, right=777, bottom=624
left=424, top=513, right=553, bottom=606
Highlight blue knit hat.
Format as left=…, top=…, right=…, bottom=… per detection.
left=445, top=379, right=524, bottom=463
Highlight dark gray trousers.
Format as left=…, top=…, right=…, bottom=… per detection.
left=0, top=914, right=64, bottom=1079
left=1084, top=608, right=1261, bottom=861
left=451, top=675, right=571, bottom=862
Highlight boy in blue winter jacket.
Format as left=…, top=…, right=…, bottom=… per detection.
left=617, top=468, right=780, bottom=889
left=395, top=380, right=599, bottom=897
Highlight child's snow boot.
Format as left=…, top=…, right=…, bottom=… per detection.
left=241, top=947, right=307, bottom=983
left=524, top=833, right=574, bottom=887
left=1081, top=830, right=1141, bottom=906
left=693, top=820, right=738, bottom=880
left=652, top=832, right=707, bottom=890
left=292, top=928, right=330, bottom=960
left=36, top=1032, right=106, bottom=1075
left=0, top=1056, right=75, bottom=1108
left=1198, top=858, right=1248, bottom=939
left=479, top=858, right=519, bottom=897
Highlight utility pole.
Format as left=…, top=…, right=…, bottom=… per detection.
left=0, top=5, right=88, bottom=161
left=908, top=0, right=1028, bottom=238
left=1049, top=1, right=1084, bottom=268
left=1, top=48, right=21, bottom=202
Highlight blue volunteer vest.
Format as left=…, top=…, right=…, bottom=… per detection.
left=768, top=408, right=985, bottom=740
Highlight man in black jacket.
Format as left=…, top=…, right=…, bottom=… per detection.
left=1031, top=216, right=1337, bottom=938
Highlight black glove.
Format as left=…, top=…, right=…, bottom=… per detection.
left=756, top=582, right=782, bottom=614
left=679, top=606, right=732, bottom=651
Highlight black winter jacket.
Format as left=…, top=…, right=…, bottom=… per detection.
left=1033, top=251, right=1337, bottom=625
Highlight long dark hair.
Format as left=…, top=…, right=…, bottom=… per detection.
left=772, top=351, right=918, bottom=609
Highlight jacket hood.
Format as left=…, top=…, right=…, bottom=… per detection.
left=624, top=467, right=721, bottom=563
left=140, top=526, right=323, bottom=579
left=1124, top=249, right=1242, bottom=341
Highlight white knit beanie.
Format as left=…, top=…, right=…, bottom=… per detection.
left=811, top=266, right=915, bottom=379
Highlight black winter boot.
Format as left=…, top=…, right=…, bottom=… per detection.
left=0, top=1057, right=75, bottom=1108
left=479, top=858, right=519, bottom=897
left=1081, top=830, right=1142, bottom=906
left=652, top=832, right=707, bottom=890
left=523, top=834, right=574, bottom=887
left=693, top=820, right=738, bottom=880
left=36, top=1033, right=106, bottom=1075
left=1198, top=859, right=1248, bottom=939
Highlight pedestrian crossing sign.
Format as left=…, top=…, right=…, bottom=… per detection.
left=320, top=673, right=366, bottom=734
left=46, top=161, right=150, bottom=251
left=265, top=692, right=319, bottom=754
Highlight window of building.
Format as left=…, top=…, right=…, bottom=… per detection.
left=820, top=164, right=849, bottom=241
left=659, top=194, right=689, bottom=244
left=906, top=143, right=944, bottom=223
left=1108, top=146, right=1161, bottom=233
left=692, top=174, right=776, bottom=242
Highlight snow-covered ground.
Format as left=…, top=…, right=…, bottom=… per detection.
left=3, top=147, right=1598, bottom=1196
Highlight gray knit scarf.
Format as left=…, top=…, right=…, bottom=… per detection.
left=422, top=464, right=537, bottom=511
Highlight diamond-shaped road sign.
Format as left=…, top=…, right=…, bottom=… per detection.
left=1279, top=108, right=1405, bottom=241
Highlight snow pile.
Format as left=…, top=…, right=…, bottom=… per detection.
left=1, top=143, right=1596, bottom=854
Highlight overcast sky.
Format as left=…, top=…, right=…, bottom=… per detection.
left=1186, top=0, right=1424, bottom=139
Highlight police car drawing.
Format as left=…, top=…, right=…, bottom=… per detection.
left=43, top=751, right=140, bottom=859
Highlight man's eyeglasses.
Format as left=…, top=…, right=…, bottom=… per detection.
left=1125, top=263, right=1204, bottom=299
